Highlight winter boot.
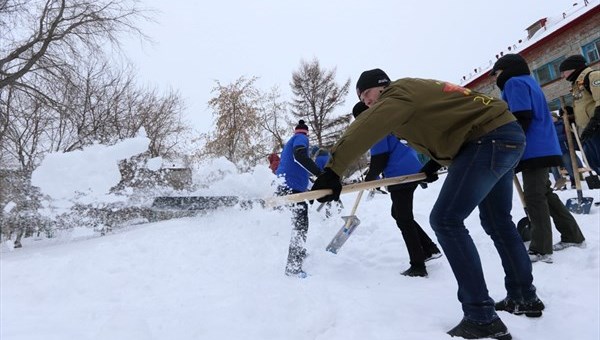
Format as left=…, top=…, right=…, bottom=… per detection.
left=495, top=297, right=545, bottom=317
left=447, top=318, right=511, bottom=339
left=401, top=265, right=427, bottom=277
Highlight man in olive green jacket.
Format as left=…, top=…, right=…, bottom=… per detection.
left=311, top=69, right=543, bottom=340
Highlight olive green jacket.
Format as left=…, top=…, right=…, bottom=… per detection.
left=327, top=78, right=516, bottom=175
left=571, top=67, right=600, bottom=136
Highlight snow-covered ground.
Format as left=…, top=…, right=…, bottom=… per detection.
left=1, top=137, right=599, bottom=340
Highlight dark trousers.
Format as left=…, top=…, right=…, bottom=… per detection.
left=389, top=183, right=438, bottom=267
left=522, top=167, right=585, bottom=254
left=277, top=186, right=309, bottom=274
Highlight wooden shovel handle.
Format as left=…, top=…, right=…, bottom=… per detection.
left=562, top=109, right=584, bottom=191
left=571, top=122, right=594, bottom=173
left=265, top=173, right=427, bottom=207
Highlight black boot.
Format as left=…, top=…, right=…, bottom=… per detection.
left=401, top=265, right=427, bottom=277
left=495, top=297, right=545, bottom=317
left=447, top=318, right=511, bottom=339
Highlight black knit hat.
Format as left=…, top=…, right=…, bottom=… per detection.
left=490, top=54, right=530, bottom=76
left=352, top=101, right=369, bottom=118
left=559, top=55, right=587, bottom=72
left=356, top=68, right=391, bottom=98
left=295, top=119, right=309, bottom=134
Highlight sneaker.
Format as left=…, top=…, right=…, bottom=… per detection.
left=528, top=251, right=553, bottom=263
left=447, top=318, right=511, bottom=339
left=425, top=251, right=443, bottom=262
left=401, top=265, right=428, bottom=277
left=495, top=297, right=545, bottom=317
left=553, top=241, right=586, bottom=251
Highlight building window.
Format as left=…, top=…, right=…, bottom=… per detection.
left=582, top=38, right=600, bottom=63
left=548, top=98, right=562, bottom=112
left=533, top=57, right=565, bottom=85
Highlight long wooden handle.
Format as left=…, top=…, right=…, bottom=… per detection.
left=265, top=173, right=426, bottom=207
left=348, top=190, right=364, bottom=216
left=571, top=122, right=593, bottom=172
left=513, top=175, right=526, bottom=205
left=563, top=111, right=584, bottom=191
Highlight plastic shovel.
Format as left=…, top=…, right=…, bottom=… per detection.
left=563, top=113, right=594, bottom=214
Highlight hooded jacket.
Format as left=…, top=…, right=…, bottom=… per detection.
left=325, top=78, right=515, bottom=175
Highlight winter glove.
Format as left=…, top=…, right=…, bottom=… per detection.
left=311, top=167, right=342, bottom=203
left=419, top=160, right=442, bottom=183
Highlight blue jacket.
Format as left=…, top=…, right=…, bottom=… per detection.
left=369, top=135, right=422, bottom=178
left=553, top=119, right=569, bottom=154
left=501, top=75, right=561, bottom=169
left=315, top=152, right=330, bottom=171
left=276, top=133, right=311, bottom=192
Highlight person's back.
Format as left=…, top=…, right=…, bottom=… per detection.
left=329, top=78, right=515, bottom=171
left=500, top=73, right=562, bottom=170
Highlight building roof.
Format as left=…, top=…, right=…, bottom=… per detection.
left=461, top=1, right=599, bottom=87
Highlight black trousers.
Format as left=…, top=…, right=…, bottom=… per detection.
left=389, top=183, right=438, bottom=267
left=277, top=186, right=309, bottom=274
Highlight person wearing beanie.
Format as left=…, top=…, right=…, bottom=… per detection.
left=559, top=54, right=600, bottom=175
left=355, top=68, right=391, bottom=100
left=311, top=68, right=541, bottom=339
left=276, top=119, right=322, bottom=277
left=353, top=101, right=442, bottom=277
left=491, top=54, right=585, bottom=265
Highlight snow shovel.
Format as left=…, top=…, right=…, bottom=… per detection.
left=513, top=175, right=531, bottom=242
left=571, top=123, right=600, bottom=189
left=325, top=190, right=364, bottom=254
left=563, top=113, right=594, bottom=214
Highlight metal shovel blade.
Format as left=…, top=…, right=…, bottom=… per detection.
left=326, top=215, right=361, bottom=254
left=566, top=196, right=594, bottom=214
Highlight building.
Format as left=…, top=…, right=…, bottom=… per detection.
left=462, top=1, right=600, bottom=111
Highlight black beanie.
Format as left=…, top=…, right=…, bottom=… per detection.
left=295, top=119, right=309, bottom=134
left=352, top=101, right=369, bottom=118
left=559, top=55, right=587, bottom=72
left=490, top=54, right=530, bottom=90
left=356, top=68, right=391, bottom=98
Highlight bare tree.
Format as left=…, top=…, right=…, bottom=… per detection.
left=256, top=86, right=289, bottom=152
left=205, top=76, right=260, bottom=164
left=0, top=0, right=148, bottom=90
left=290, top=58, right=351, bottom=147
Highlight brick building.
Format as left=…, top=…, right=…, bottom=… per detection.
left=462, top=1, right=600, bottom=111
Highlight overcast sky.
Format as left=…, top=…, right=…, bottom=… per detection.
left=122, top=0, right=595, bottom=134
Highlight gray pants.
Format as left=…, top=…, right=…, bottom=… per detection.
left=522, top=167, right=585, bottom=254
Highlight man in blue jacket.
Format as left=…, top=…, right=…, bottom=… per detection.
left=276, top=120, right=322, bottom=277
left=491, top=54, right=585, bottom=265
left=353, top=101, right=441, bottom=277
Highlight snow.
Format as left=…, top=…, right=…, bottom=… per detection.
left=2, top=138, right=600, bottom=340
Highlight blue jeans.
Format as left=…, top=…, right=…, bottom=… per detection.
left=583, top=133, right=600, bottom=174
left=430, top=121, right=536, bottom=323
